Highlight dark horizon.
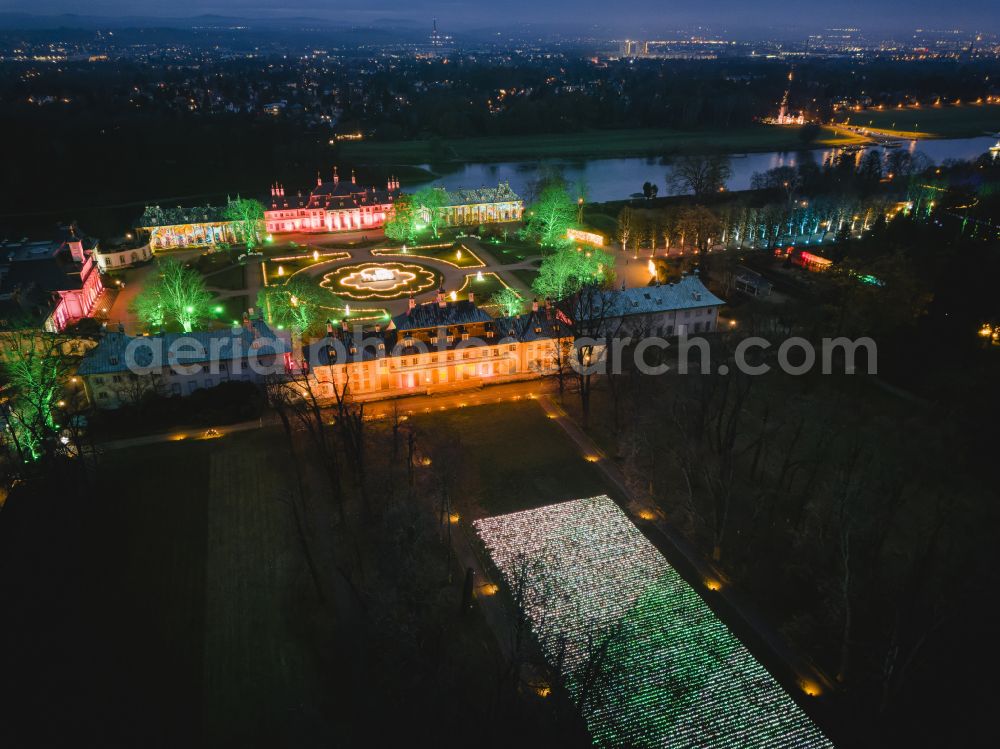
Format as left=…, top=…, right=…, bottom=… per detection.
left=1, top=2, right=999, bottom=36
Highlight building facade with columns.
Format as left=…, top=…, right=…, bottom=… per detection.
left=439, top=182, right=524, bottom=226
left=137, top=205, right=238, bottom=250
left=265, top=168, right=401, bottom=234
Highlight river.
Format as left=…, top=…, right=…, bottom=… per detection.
left=413, top=135, right=1000, bottom=202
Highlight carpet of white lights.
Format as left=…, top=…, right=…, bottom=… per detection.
left=473, top=496, right=833, bottom=748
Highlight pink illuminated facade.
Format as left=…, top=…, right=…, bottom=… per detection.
left=0, top=228, right=105, bottom=332
left=265, top=168, right=400, bottom=235
left=48, top=253, right=104, bottom=332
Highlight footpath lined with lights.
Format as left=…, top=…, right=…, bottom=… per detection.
left=473, top=496, right=833, bottom=748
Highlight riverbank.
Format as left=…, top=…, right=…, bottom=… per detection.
left=344, top=125, right=864, bottom=167
left=839, top=102, right=1000, bottom=139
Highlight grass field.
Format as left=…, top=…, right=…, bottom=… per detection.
left=91, top=430, right=330, bottom=745
left=0, top=429, right=333, bottom=746
left=213, top=293, right=250, bottom=325
left=840, top=103, right=1000, bottom=138
left=407, top=401, right=614, bottom=518
left=204, top=262, right=246, bottom=291
left=342, top=126, right=858, bottom=165
left=374, top=242, right=485, bottom=268
left=510, top=268, right=539, bottom=289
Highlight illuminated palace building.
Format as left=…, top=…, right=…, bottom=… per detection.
left=440, top=182, right=524, bottom=226
left=303, top=292, right=567, bottom=399
left=265, top=168, right=400, bottom=234
left=0, top=226, right=105, bottom=332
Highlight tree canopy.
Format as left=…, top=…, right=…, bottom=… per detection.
left=665, top=154, right=732, bottom=197
left=411, top=187, right=448, bottom=238
left=259, top=275, right=338, bottom=336
left=489, top=287, right=524, bottom=318
left=225, top=197, right=266, bottom=249
left=383, top=194, right=420, bottom=243
left=524, top=184, right=577, bottom=247
left=532, top=245, right=614, bottom=301
left=132, top=259, right=214, bottom=333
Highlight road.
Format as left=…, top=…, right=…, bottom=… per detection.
left=97, top=379, right=553, bottom=451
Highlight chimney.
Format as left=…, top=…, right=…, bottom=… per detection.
left=468, top=291, right=475, bottom=304
left=532, top=298, right=539, bottom=312
left=351, top=169, right=356, bottom=184
left=270, top=184, right=276, bottom=197
left=408, top=294, right=416, bottom=311
left=317, top=171, right=322, bottom=187
left=437, top=288, right=446, bottom=308
left=327, top=320, right=334, bottom=335
left=545, top=297, right=552, bottom=310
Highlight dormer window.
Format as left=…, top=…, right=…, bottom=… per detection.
left=534, top=326, right=542, bottom=334
left=109, top=355, right=119, bottom=366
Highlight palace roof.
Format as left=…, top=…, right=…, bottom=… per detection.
left=0, top=227, right=95, bottom=295
left=267, top=176, right=399, bottom=213
left=576, top=276, right=724, bottom=321
left=392, top=298, right=494, bottom=333
left=78, top=320, right=288, bottom=375
left=138, top=204, right=229, bottom=228
left=443, top=181, right=521, bottom=206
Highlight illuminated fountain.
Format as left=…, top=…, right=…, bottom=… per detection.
left=321, top=261, right=439, bottom=300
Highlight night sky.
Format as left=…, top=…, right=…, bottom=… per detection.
left=4, top=1, right=999, bottom=34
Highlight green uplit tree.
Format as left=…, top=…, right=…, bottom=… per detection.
left=490, top=287, right=524, bottom=318
left=384, top=194, right=420, bottom=243
left=525, top=184, right=577, bottom=247
left=259, top=275, right=338, bottom=336
left=532, top=245, right=614, bottom=302
left=411, top=187, right=447, bottom=238
left=0, top=331, right=78, bottom=462
left=132, top=259, right=213, bottom=333
left=225, top=197, right=266, bottom=249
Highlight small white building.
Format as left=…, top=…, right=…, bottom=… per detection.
left=92, top=242, right=153, bottom=271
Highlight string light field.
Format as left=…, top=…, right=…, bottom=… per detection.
left=474, top=496, right=832, bottom=748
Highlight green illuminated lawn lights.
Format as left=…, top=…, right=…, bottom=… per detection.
left=474, top=496, right=832, bottom=749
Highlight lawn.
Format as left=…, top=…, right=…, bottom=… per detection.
left=510, top=268, right=540, bottom=290
left=212, top=293, right=251, bottom=326
left=0, top=429, right=333, bottom=746
left=204, top=262, right=246, bottom=291
left=460, top=271, right=510, bottom=307
left=407, top=401, right=613, bottom=517
left=373, top=242, right=485, bottom=268
left=103, top=430, right=329, bottom=745
left=840, top=103, right=1000, bottom=138
left=342, top=125, right=854, bottom=164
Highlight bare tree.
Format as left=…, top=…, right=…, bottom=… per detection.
left=665, top=153, right=732, bottom=197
